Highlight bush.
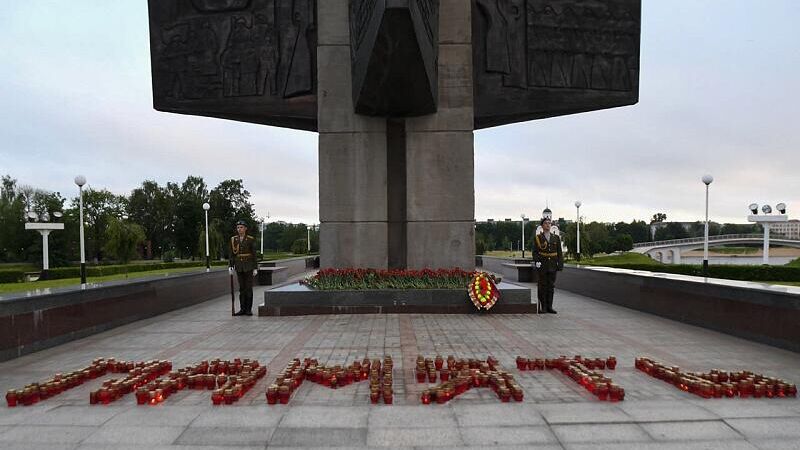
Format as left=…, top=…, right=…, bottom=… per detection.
left=0, top=269, right=24, bottom=283
left=45, top=261, right=230, bottom=281
left=162, top=250, right=176, bottom=263
left=291, top=239, right=308, bottom=255
left=597, top=263, right=800, bottom=282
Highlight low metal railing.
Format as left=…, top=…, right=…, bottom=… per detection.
left=632, top=233, right=800, bottom=249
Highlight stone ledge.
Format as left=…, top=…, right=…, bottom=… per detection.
left=259, top=282, right=534, bottom=316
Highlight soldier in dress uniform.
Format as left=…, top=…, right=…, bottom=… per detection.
left=533, top=216, right=563, bottom=314
left=229, top=220, right=258, bottom=316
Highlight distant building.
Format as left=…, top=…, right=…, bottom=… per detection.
left=770, top=219, right=800, bottom=239
left=649, top=221, right=693, bottom=240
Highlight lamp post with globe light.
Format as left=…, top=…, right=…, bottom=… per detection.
left=748, top=203, right=788, bottom=265
left=260, top=212, right=270, bottom=256
left=520, top=214, right=528, bottom=258
left=702, top=175, right=713, bottom=276
left=74, top=175, right=87, bottom=288
left=574, top=201, right=582, bottom=261
left=202, top=203, right=211, bottom=272
left=25, top=211, right=64, bottom=280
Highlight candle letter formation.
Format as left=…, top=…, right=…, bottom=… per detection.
left=266, top=356, right=394, bottom=405
left=416, top=355, right=523, bottom=404
left=6, top=356, right=796, bottom=407
left=516, top=355, right=623, bottom=401
left=636, top=357, right=797, bottom=399
left=5, top=357, right=267, bottom=407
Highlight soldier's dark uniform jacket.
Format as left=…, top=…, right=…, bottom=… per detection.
left=230, top=235, right=258, bottom=314
left=532, top=232, right=563, bottom=313
left=229, top=235, right=257, bottom=272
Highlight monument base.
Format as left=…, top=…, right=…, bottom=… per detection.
left=259, top=282, right=535, bottom=316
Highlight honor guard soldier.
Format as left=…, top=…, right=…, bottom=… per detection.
left=533, top=216, right=563, bottom=314
left=229, top=220, right=258, bottom=316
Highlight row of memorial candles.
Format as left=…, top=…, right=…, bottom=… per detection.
left=4, top=357, right=268, bottom=407
left=418, top=355, right=524, bottom=404
left=517, top=355, right=624, bottom=402
left=5, top=358, right=167, bottom=407
left=636, top=357, right=797, bottom=399
left=517, top=355, right=617, bottom=371
left=266, top=356, right=394, bottom=405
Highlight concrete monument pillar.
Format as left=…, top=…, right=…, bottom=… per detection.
left=317, top=0, right=474, bottom=270
left=404, top=1, right=474, bottom=269
left=317, top=0, right=389, bottom=269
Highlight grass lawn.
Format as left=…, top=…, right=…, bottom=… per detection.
left=577, top=253, right=660, bottom=266
left=710, top=246, right=759, bottom=255
left=763, top=281, right=800, bottom=287
left=0, top=266, right=212, bottom=295
left=0, top=253, right=315, bottom=295
left=484, top=250, right=525, bottom=258
left=0, top=266, right=212, bottom=294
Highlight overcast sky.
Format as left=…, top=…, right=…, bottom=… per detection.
left=2, top=1, right=798, bottom=224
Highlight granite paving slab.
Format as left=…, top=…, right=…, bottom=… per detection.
left=0, top=284, right=798, bottom=449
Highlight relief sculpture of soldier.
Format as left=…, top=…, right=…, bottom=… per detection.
left=533, top=216, right=563, bottom=314
left=229, top=220, right=259, bottom=316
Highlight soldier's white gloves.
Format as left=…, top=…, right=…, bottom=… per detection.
left=253, top=269, right=259, bottom=277
left=228, top=267, right=234, bottom=274
left=535, top=262, right=542, bottom=269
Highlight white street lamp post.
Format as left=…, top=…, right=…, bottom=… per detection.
left=260, top=212, right=270, bottom=255
left=25, top=222, right=64, bottom=280
left=748, top=203, right=788, bottom=266
left=74, top=175, right=87, bottom=288
left=202, top=202, right=210, bottom=272
left=520, top=214, right=527, bottom=258
left=702, top=175, right=713, bottom=276
left=574, top=201, right=582, bottom=261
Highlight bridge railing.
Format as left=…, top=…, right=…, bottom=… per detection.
left=633, top=234, right=769, bottom=249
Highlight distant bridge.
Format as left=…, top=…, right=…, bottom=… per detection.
left=631, top=234, right=800, bottom=264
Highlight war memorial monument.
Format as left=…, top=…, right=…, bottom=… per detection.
left=147, top=0, right=641, bottom=270
left=1, top=2, right=798, bottom=449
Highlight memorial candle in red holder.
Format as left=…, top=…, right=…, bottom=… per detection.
left=266, top=385, right=278, bottom=405
left=421, top=390, right=432, bottom=405
left=212, top=389, right=225, bottom=406
left=5, top=390, right=18, bottom=407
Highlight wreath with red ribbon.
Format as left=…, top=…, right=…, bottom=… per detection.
left=468, top=272, right=500, bottom=311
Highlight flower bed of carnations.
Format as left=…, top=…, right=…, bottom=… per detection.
left=302, top=268, right=499, bottom=291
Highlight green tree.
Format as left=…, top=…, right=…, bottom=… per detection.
left=70, top=188, right=127, bottom=262
left=104, top=218, right=146, bottom=266
left=128, top=180, right=173, bottom=259
left=615, top=234, right=634, bottom=252
left=196, top=218, right=225, bottom=260
left=0, top=176, right=30, bottom=262
left=168, top=176, right=208, bottom=259
left=291, top=238, right=308, bottom=255
left=209, top=179, right=256, bottom=240
left=651, top=213, right=667, bottom=223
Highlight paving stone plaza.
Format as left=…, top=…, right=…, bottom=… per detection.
left=1, top=278, right=798, bottom=450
